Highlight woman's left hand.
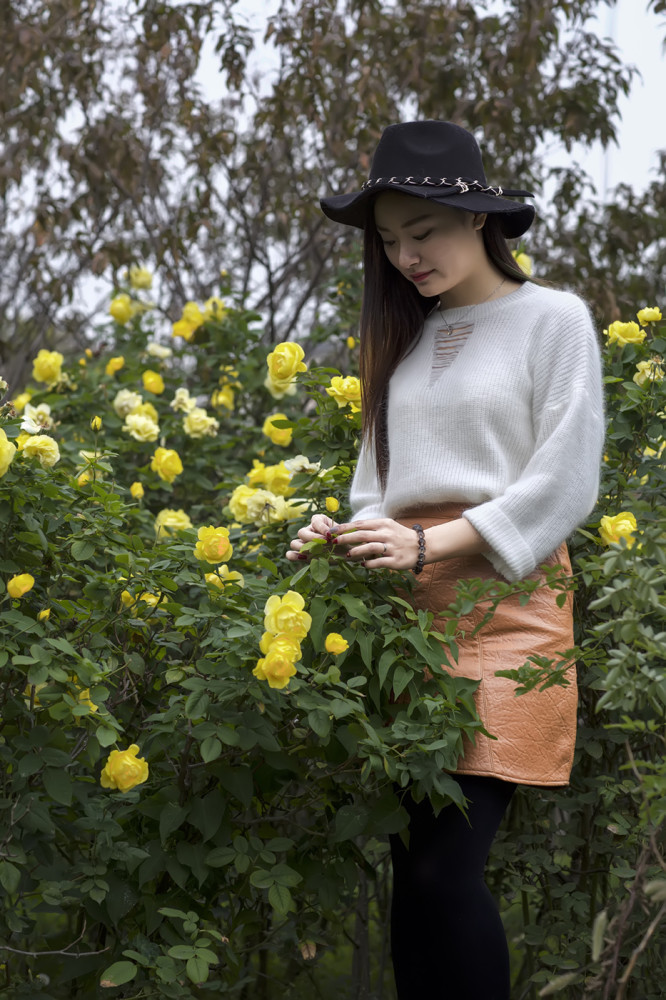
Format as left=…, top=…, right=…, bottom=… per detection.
left=332, top=518, right=420, bottom=571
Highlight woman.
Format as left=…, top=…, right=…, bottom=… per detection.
left=286, top=121, right=605, bottom=999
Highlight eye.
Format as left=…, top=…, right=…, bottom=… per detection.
left=413, top=230, right=432, bottom=241
left=381, top=239, right=395, bottom=248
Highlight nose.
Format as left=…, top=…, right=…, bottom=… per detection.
left=398, top=242, right=420, bottom=270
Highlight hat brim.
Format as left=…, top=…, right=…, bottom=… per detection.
left=320, top=184, right=535, bottom=239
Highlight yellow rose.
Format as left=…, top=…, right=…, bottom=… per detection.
left=325, top=375, right=361, bottom=411
left=246, top=459, right=266, bottom=486
left=512, top=250, right=533, bottom=275
left=131, top=401, right=159, bottom=423
left=262, top=413, right=293, bottom=447
left=90, top=415, right=102, bottom=431
left=76, top=687, right=99, bottom=713
left=259, top=631, right=302, bottom=659
left=633, top=358, right=664, bottom=387
left=105, top=356, right=125, bottom=376
left=194, top=525, right=233, bottom=564
left=266, top=342, right=307, bottom=388
left=262, top=495, right=308, bottom=523
left=38, top=608, right=51, bottom=621
left=77, top=472, right=91, bottom=486
left=146, top=341, right=172, bottom=359
left=170, top=387, right=197, bottom=413
left=128, top=265, right=153, bottom=289
left=183, top=407, right=219, bottom=438
left=252, top=635, right=301, bottom=690
left=325, top=496, right=340, bottom=513
left=172, top=319, right=196, bottom=341
left=16, top=432, right=31, bottom=451
left=142, top=370, right=165, bottom=395
left=7, top=573, right=35, bottom=598
left=112, top=388, right=142, bottom=416
left=637, top=306, right=662, bottom=326
left=325, top=632, right=349, bottom=655
left=229, top=485, right=260, bottom=523
left=205, top=565, right=245, bottom=589
left=264, top=590, right=312, bottom=639
left=262, top=461, right=295, bottom=497
left=11, top=392, right=31, bottom=413
left=150, top=447, right=183, bottom=483
left=182, top=301, right=204, bottom=326
left=109, top=294, right=134, bottom=325
left=211, top=385, right=235, bottom=411
left=22, top=434, right=60, bottom=468
left=130, top=481, right=144, bottom=499
left=346, top=336, right=356, bottom=349
left=598, top=512, right=638, bottom=549
left=122, top=413, right=160, bottom=442
left=100, top=744, right=149, bottom=793
left=604, top=321, right=646, bottom=347
left=21, top=402, right=53, bottom=433
left=32, top=349, right=64, bottom=385
left=154, top=508, right=193, bottom=537
left=0, top=429, right=17, bottom=477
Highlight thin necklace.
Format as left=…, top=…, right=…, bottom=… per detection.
left=437, top=276, right=507, bottom=336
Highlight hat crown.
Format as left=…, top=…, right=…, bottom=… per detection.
left=370, top=120, right=488, bottom=186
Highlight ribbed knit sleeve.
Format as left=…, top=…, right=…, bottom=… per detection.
left=349, top=437, right=384, bottom=521
left=462, top=295, right=605, bottom=581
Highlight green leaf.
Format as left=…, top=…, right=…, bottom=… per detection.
left=336, top=593, right=372, bottom=622
left=186, top=955, right=210, bottom=983
left=43, top=768, right=73, bottom=806
left=310, top=557, right=329, bottom=582
left=185, top=688, right=210, bottom=718
left=71, top=539, right=96, bottom=561
left=160, top=803, right=189, bottom=844
left=249, top=869, right=275, bottom=889
left=0, top=861, right=21, bottom=894
left=591, top=908, right=608, bottom=962
left=96, top=727, right=118, bottom=747
left=200, top=736, right=222, bottom=763
left=332, top=804, right=367, bottom=842
left=268, top=883, right=294, bottom=915
left=100, top=961, right=137, bottom=987
left=168, top=945, right=196, bottom=960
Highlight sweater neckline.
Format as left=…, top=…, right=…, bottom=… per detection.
left=429, top=280, right=536, bottom=323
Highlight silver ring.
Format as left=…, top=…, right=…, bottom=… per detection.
left=383, top=543, right=387, bottom=555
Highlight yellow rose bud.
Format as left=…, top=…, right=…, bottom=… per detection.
left=603, top=321, right=646, bottom=347
left=90, top=415, right=102, bottom=431
left=77, top=471, right=91, bottom=487
left=142, top=370, right=165, bottom=395
left=0, top=429, right=17, bottom=478
left=598, top=512, right=638, bottom=549
left=85, top=348, right=93, bottom=358
left=512, top=251, right=533, bottom=275
left=205, top=565, right=245, bottom=589
left=130, top=481, right=144, bottom=499
left=325, top=375, right=361, bottom=412
left=100, top=744, right=149, bottom=793
left=11, top=392, right=32, bottom=413
left=32, top=349, right=64, bottom=385
left=346, top=335, right=356, bottom=349
left=325, top=496, right=340, bottom=513
left=78, top=357, right=87, bottom=366
left=154, top=508, right=193, bottom=537
left=264, top=590, right=312, bottom=639
left=22, top=434, right=60, bottom=468
left=105, top=356, right=125, bottom=376
left=109, top=294, right=134, bottom=325
left=150, top=447, right=183, bottom=483
left=262, top=413, right=293, bottom=447
left=38, top=608, right=51, bottom=621
left=194, top=525, right=233, bottom=564
left=636, top=306, right=662, bottom=326
left=128, top=265, right=153, bottom=289
left=7, top=573, right=35, bottom=598
left=325, top=632, right=349, bottom=655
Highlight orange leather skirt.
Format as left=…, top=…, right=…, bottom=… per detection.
left=394, top=504, right=578, bottom=787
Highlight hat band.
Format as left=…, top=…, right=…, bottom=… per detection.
left=361, top=176, right=533, bottom=198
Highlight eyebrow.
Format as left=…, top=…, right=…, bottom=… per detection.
left=375, top=213, right=433, bottom=232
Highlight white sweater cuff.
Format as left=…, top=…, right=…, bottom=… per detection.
left=462, top=504, right=536, bottom=582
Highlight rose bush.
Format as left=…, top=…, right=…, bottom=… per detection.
left=0, top=281, right=664, bottom=999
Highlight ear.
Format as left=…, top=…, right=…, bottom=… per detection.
left=473, top=213, right=488, bottom=230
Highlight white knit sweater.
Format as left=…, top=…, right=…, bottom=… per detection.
left=348, top=281, right=605, bottom=581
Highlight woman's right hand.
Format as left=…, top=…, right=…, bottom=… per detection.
left=285, top=513, right=340, bottom=562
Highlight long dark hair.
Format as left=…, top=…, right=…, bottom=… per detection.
left=359, top=208, right=541, bottom=490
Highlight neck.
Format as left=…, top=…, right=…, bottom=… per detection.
left=439, top=270, right=510, bottom=310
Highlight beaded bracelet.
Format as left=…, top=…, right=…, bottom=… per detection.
left=411, top=523, right=426, bottom=575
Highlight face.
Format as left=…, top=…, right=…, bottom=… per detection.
left=373, top=192, right=487, bottom=301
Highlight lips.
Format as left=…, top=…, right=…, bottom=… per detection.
left=409, top=271, right=433, bottom=283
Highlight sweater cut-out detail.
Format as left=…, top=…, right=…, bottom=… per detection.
left=429, top=321, right=474, bottom=385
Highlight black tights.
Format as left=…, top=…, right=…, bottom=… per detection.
left=389, top=774, right=516, bottom=1000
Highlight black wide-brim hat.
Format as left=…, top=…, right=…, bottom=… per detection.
left=320, top=120, right=536, bottom=239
